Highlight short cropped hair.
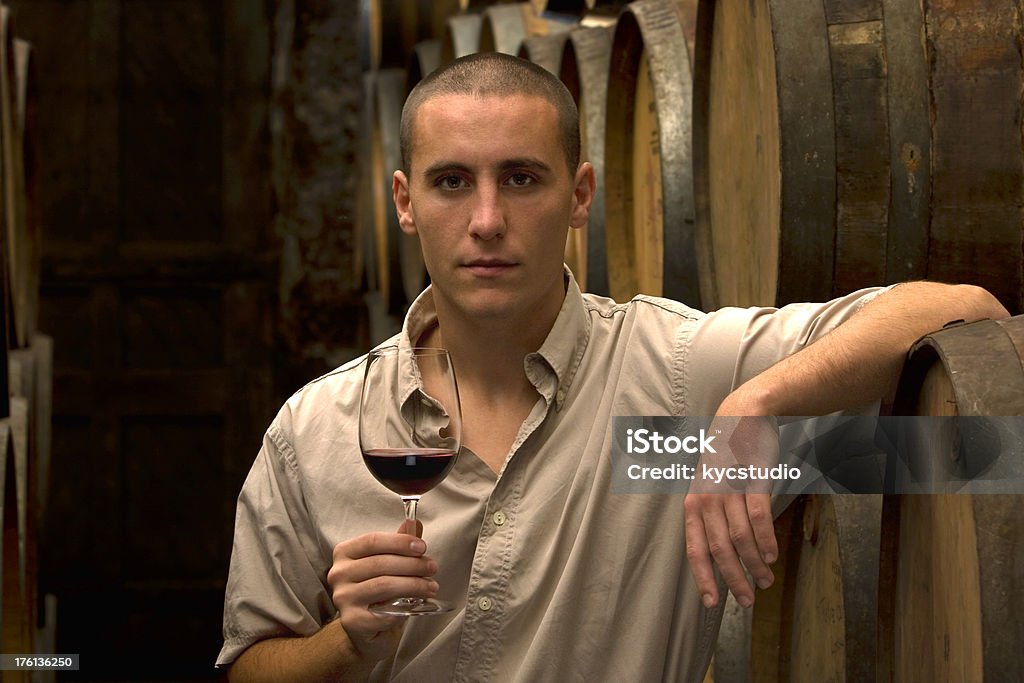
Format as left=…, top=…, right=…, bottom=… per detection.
left=400, top=52, right=581, bottom=174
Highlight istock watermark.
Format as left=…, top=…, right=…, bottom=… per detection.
left=625, top=428, right=718, bottom=455
left=611, top=415, right=1024, bottom=494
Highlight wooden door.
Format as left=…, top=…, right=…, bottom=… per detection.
left=9, top=0, right=274, bottom=678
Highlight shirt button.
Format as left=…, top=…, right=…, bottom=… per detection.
left=477, top=596, right=493, bottom=612
left=492, top=510, right=507, bottom=527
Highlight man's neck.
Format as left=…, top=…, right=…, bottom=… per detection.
left=418, top=310, right=544, bottom=396
left=418, top=295, right=564, bottom=472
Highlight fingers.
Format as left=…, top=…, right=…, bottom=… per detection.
left=684, top=492, right=777, bottom=609
left=335, top=529, right=428, bottom=563
left=328, top=529, right=442, bottom=661
left=684, top=497, right=718, bottom=608
left=329, top=531, right=439, bottom=604
left=397, top=518, right=424, bottom=538
left=745, top=493, right=777, bottom=566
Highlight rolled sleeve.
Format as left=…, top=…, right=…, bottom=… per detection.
left=217, top=420, right=335, bottom=668
left=685, top=287, right=889, bottom=414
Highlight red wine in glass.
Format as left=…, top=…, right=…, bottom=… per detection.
left=359, top=346, right=462, bottom=616
left=362, top=448, right=459, bottom=496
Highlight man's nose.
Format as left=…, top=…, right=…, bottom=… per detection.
left=468, top=185, right=506, bottom=240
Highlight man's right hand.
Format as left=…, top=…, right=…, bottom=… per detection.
left=326, top=520, right=440, bottom=663
left=684, top=415, right=779, bottom=609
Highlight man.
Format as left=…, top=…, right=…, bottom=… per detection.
left=219, top=53, right=1007, bottom=681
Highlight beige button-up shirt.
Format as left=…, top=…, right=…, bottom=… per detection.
left=218, top=273, right=883, bottom=681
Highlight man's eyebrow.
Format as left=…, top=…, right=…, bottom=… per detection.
left=421, top=161, right=472, bottom=179
left=499, top=157, right=552, bottom=173
left=419, top=157, right=553, bottom=180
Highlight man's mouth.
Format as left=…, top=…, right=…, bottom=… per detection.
left=464, top=259, right=516, bottom=276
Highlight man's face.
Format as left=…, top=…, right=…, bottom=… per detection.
left=393, top=93, right=593, bottom=326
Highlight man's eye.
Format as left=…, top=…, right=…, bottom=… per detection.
left=507, top=173, right=533, bottom=187
left=437, top=175, right=465, bottom=190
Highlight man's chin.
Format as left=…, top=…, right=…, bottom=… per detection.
left=464, top=301, right=519, bottom=321
left=449, top=291, right=523, bottom=321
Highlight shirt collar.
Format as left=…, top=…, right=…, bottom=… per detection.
left=529, top=269, right=591, bottom=411
left=398, top=267, right=592, bottom=412
left=394, top=290, right=438, bottom=409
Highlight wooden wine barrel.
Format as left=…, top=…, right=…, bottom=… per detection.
left=559, top=24, right=613, bottom=296
left=7, top=349, right=34, bottom=596
left=749, top=495, right=882, bottom=682
left=368, top=68, right=427, bottom=314
left=1, top=350, right=37, bottom=663
left=604, top=0, right=699, bottom=305
left=699, top=492, right=881, bottom=683
left=461, top=0, right=525, bottom=9
left=28, top=334, right=50, bottom=538
left=361, top=0, right=425, bottom=70
left=356, top=69, right=416, bottom=311
left=11, top=39, right=36, bottom=351
left=479, top=2, right=569, bottom=56
left=441, top=13, right=483, bottom=64
left=694, top=0, right=1024, bottom=312
left=0, top=6, right=21, bottom=349
left=534, top=0, right=630, bottom=20
left=0, top=418, right=28, bottom=662
left=359, top=0, right=373, bottom=69
left=882, top=316, right=1024, bottom=681
left=709, top=593, right=751, bottom=682
left=518, top=32, right=569, bottom=75
left=409, top=39, right=442, bottom=86
left=418, top=0, right=461, bottom=42
left=354, top=73, right=376, bottom=292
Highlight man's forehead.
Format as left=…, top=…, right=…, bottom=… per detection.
left=410, top=93, right=560, bottom=160
left=416, top=91, right=556, bottom=120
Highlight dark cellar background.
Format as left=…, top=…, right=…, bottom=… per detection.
left=7, top=0, right=367, bottom=679
left=4, top=0, right=1024, bottom=680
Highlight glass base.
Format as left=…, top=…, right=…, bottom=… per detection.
left=369, top=597, right=454, bottom=617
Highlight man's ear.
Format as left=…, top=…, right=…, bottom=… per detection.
left=570, top=162, right=596, bottom=229
left=393, top=170, right=417, bottom=235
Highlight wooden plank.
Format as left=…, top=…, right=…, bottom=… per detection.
left=87, top=0, right=121, bottom=250
left=828, top=20, right=891, bottom=296
left=560, top=25, right=613, bottom=297
left=53, top=369, right=231, bottom=416
left=643, top=0, right=698, bottom=305
left=693, top=0, right=783, bottom=308
left=120, top=0, right=224, bottom=243
left=122, top=415, right=225, bottom=580
left=822, top=0, right=881, bottom=25
left=881, top=0, right=930, bottom=285
left=925, top=0, right=1024, bottom=314
left=605, top=0, right=698, bottom=304
left=223, top=0, right=272, bottom=254
left=120, top=286, right=225, bottom=369
left=770, top=0, right=836, bottom=305
left=44, top=243, right=273, bottom=282
left=30, top=334, right=51, bottom=536
left=43, top=413, right=121, bottom=583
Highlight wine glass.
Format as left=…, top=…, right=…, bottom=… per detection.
left=358, top=346, right=462, bottom=616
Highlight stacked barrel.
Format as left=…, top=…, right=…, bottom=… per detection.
left=361, top=0, right=1024, bottom=315
left=0, top=3, right=49, bottom=675
left=359, top=3, right=1024, bottom=679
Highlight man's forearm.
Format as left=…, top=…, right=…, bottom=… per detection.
left=683, top=283, right=1008, bottom=607
left=721, top=282, right=1009, bottom=416
left=227, top=619, right=377, bottom=683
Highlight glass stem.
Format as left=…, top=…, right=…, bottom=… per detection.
left=402, top=496, right=420, bottom=534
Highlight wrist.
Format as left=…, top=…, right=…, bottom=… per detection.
left=718, top=381, right=777, bottom=417
left=322, top=617, right=379, bottom=681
